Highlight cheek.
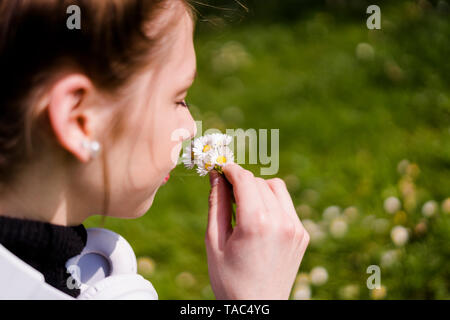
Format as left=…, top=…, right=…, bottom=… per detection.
left=105, top=107, right=188, bottom=218
left=152, top=106, right=191, bottom=162
left=107, top=110, right=167, bottom=193
left=109, top=98, right=188, bottom=190
left=153, top=118, right=185, bottom=169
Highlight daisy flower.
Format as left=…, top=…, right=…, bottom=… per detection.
left=192, top=135, right=214, bottom=161
left=184, top=133, right=234, bottom=176
left=207, top=146, right=234, bottom=174
left=209, top=133, right=232, bottom=148
left=181, top=142, right=195, bottom=169
left=196, top=161, right=214, bottom=176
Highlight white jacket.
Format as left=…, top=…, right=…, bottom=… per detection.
left=0, top=228, right=158, bottom=300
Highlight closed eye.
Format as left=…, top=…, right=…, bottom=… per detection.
left=176, top=100, right=189, bottom=108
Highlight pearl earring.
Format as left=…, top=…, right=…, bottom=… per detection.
left=81, top=139, right=101, bottom=159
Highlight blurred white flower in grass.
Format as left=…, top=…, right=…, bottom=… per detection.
left=137, top=256, right=156, bottom=277
left=414, top=220, right=428, bottom=237
left=441, top=198, right=450, bottom=214
left=384, top=196, right=401, bottom=214
left=381, top=250, right=400, bottom=268
left=397, top=159, right=410, bottom=175
left=302, top=219, right=326, bottom=244
left=211, top=41, right=252, bottom=73
left=422, top=200, right=438, bottom=218
left=405, top=162, right=420, bottom=179
left=302, top=219, right=316, bottom=232
left=370, top=285, right=387, bottom=300
left=330, top=218, right=348, bottom=238
left=339, top=284, right=360, bottom=299
left=292, top=284, right=311, bottom=300
left=176, top=271, right=196, bottom=288
left=343, top=206, right=359, bottom=222
left=295, top=273, right=310, bottom=286
left=309, top=267, right=328, bottom=286
left=355, top=42, right=375, bottom=61
left=323, top=205, right=341, bottom=221
left=185, top=133, right=234, bottom=176
left=391, top=226, right=409, bottom=246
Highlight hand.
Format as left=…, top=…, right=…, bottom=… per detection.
left=205, top=163, right=309, bottom=300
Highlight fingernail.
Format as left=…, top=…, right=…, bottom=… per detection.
left=209, top=171, right=219, bottom=187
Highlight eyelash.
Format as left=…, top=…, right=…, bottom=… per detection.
left=177, top=100, right=189, bottom=108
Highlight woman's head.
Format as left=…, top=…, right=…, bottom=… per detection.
left=0, top=0, right=197, bottom=224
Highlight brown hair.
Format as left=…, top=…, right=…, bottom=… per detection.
left=0, top=0, right=195, bottom=217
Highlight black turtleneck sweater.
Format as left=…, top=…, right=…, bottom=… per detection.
left=0, top=215, right=87, bottom=298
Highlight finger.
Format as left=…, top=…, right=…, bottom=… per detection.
left=255, top=177, right=279, bottom=215
left=266, top=178, right=299, bottom=222
left=222, top=163, right=264, bottom=225
left=206, top=170, right=233, bottom=251
left=298, top=230, right=310, bottom=260
left=222, top=175, right=236, bottom=204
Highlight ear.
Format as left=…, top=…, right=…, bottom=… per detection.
left=47, top=74, right=96, bottom=163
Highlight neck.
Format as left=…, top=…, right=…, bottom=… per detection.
left=0, top=214, right=87, bottom=297
left=0, top=162, right=92, bottom=227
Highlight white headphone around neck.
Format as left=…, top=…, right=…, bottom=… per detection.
left=0, top=227, right=158, bottom=299
left=65, top=228, right=158, bottom=300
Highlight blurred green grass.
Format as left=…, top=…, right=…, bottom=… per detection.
left=85, top=1, right=450, bottom=299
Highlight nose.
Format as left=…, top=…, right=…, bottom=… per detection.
left=186, top=112, right=197, bottom=141
left=190, top=118, right=197, bottom=139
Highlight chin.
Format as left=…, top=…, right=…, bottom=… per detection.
left=133, top=190, right=158, bottom=218
left=109, top=185, right=160, bottom=219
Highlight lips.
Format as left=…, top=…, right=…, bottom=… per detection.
left=162, top=173, right=170, bottom=185
left=162, top=165, right=176, bottom=186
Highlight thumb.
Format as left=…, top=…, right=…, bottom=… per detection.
left=206, top=170, right=233, bottom=251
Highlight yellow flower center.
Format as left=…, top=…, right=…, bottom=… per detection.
left=216, top=155, right=227, bottom=165
left=204, top=162, right=213, bottom=170
left=202, top=144, right=211, bottom=152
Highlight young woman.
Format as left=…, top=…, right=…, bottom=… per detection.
left=0, top=0, right=309, bottom=299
